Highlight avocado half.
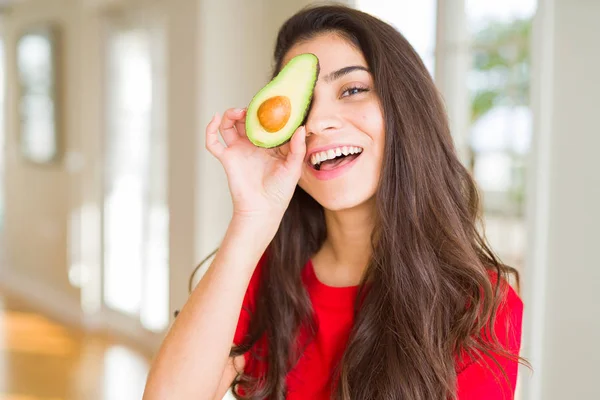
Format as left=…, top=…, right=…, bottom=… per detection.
left=246, top=53, right=319, bottom=148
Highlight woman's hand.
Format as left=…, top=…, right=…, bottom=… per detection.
left=205, top=108, right=306, bottom=227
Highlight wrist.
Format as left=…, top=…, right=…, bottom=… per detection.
left=228, top=213, right=280, bottom=246
left=216, top=218, right=276, bottom=269
left=231, top=210, right=282, bottom=230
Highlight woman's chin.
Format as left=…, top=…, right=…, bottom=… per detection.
left=312, top=192, right=375, bottom=213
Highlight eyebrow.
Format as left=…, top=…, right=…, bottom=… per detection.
left=322, top=65, right=370, bottom=83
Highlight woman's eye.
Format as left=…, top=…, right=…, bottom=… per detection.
left=341, top=86, right=369, bottom=98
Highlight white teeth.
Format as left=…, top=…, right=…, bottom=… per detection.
left=310, top=145, right=364, bottom=166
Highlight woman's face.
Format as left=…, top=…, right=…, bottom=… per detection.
left=281, top=33, right=385, bottom=211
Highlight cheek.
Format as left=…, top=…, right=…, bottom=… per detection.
left=358, top=104, right=385, bottom=152
left=346, top=98, right=384, bottom=137
left=360, top=107, right=385, bottom=186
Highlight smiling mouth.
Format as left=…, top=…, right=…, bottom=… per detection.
left=310, top=146, right=363, bottom=171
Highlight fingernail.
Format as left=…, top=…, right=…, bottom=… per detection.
left=235, top=108, right=245, bottom=114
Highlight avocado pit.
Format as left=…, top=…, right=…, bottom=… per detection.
left=257, top=96, right=291, bottom=133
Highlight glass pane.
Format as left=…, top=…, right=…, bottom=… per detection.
left=140, top=25, right=168, bottom=332
left=16, top=29, right=58, bottom=164
left=104, top=29, right=151, bottom=316
left=466, top=0, right=537, bottom=270
left=104, top=26, right=168, bottom=330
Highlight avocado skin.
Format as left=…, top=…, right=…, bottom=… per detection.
left=245, top=53, right=320, bottom=149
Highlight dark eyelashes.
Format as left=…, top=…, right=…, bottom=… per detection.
left=341, top=86, right=370, bottom=98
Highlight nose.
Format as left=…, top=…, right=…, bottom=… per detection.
left=304, top=97, right=342, bottom=137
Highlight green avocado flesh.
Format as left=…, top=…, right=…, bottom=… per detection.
left=246, top=53, right=319, bottom=148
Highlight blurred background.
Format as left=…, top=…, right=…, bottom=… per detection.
left=0, top=0, right=596, bottom=399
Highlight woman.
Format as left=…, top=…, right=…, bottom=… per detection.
left=143, top=4, right=526, bottom=400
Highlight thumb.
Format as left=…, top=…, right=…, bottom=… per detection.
left=285, top=126, right=307, bottom=170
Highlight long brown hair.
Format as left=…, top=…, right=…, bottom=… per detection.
left=226, top=4, right=525, bottom=399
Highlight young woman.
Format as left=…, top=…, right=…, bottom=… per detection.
left=143, top=4, right=525, bottom=400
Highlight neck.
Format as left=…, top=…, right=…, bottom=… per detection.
left=316, top=199, right=375, bottom=283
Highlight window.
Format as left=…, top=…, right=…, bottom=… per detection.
left=466, top=0, right=538, bottom=270
left=104, top=25, right=168, bottom=332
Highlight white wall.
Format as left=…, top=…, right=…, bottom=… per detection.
left=522, top=0, right=600, bottom=399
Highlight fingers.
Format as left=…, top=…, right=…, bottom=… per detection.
left=285, top=126, right=307, bottom=170
left=269, top=144, right=286, bottom=160
left=219, top=108, right=246, bottom=145
left=235, top=110, right=247, bottom=138
left=205, top=113, right=225, bottom=158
